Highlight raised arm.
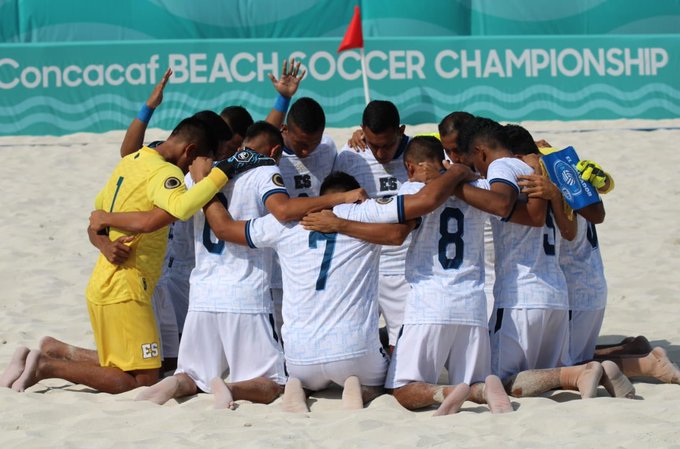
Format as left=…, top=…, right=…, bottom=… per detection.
left=120, top=68, right=172, bottom=157
left=265, top=59, right=305, bottom=128
left=264, top=188, right=367, bottom=222
left=576, top=201, right=605, bottom=224
left=301, top=210, right=417, bottom=245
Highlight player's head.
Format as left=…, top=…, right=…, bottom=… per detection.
left=220, top=105, right=254, bottom=158
left=283, top=97, right=325, bottom=159
left=456, top=116, right=509, bottom=177
left=504, top=124, right=540, bottom=156
left=438, top=111, right=474, bottom=162
left=361, top=100, right=406, bottom=164
left=320, top=171, right=361, bottom=195
left=242, top=121, right=284, bottom=162
left=167, top=114, right=224, bottom=172
left=192, top=110, right=234, bottom=160
left=403, top=136, right=446, bottom=183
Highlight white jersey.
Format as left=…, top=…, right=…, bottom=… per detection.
left=189, top=165, right=288, bottom=313
left=400, top=180, right=489, bottom=327
left=559, top=213, right=607, bottom=311
left=334, top=136, right=410, bottom=275
left=246, top=196, right=405, bottom=365
left=160, top=172, right=196, bottom=273
left=487, top=157, right=568, bottom=310
left=271, top=134, right=338, bottom=289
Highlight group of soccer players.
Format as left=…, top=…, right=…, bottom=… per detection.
left=2, top=60, right=679, bottom=415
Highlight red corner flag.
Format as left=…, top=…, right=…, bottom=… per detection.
left=338, top=6, right=363, bottom=52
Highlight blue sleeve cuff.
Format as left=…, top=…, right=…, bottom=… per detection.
left=245, top=220, right=257, bottom=248
left=397, top=195, right=405, bottom=223
left=489, top=178, right=520, bottom=194
left=262, top=188, right=289, bottom=205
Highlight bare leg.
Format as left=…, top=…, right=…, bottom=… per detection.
left=342, top=376, right=364, bottom=410
left=614, top=347, right=680, bottom=384
left=39, top=336, right=99, bottom=364
left=210, top=377, right=235, bottom=410
left=392, top=382, right=463, bottom=410
left=594, top=336, right=652, bottom=358
left=281, top=378, right=309, bottom=413
left=507, top=362, right=603, bottom=398
left=600, top=360, right=635, bottom=398
left=135, top=373, right=196, bottom=405
left=469, top=375, right=513, bottom=414
left=0, top=346, right=30, bottom=388
left=432, top=383, right=470, bottom=416
left=228, top=377, right=282, bottom=404
left=12, top=349, right=159, bottom=394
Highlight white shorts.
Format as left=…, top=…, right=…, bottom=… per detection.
left=569, top=309, right=605, bottom=364
left=385, top=324, right=491, bottom=389
left=286, top=347, right=389, bottom=391
left=270, top=288, right=284, bottom=345
left=483, top=222, right=495, bottom=323
left=489, top=307, right=570, bottom=381
left=151, top=280, right=179, bottom=359
left=163, top=265, right=191, bottom=332
left=378, top=274, right=410, bottom=346
left=175, top=311, right=286, bottom=392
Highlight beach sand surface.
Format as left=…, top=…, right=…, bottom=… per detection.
left=1, top=119, right=679, bottom=448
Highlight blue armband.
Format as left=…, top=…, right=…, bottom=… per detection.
left=136, top=104, right=154, bottom=124
left=273, top=94, right=291, bottom=113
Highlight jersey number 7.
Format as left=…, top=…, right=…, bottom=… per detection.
left=308, top=231, right=337, bottom=291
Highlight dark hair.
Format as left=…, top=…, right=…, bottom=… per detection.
left=504, top=124, right=540, bottom=155
left=193, top=110, right=233, bottom=144
left=170, top=115, right=220, bottom=157
left=220, top=105, right=254, bottom=137
left=362, top=100, right=400, bottom=133
left=288, top=97, right=325, bottom=134
left=244, top=120, right=284, bottom=149
left=320, top=171, right=361, bottom=195
left=404, top=136, right=445, bottom=164
left=456, top=116, right=508, bottom=155
left=438, top=111, right=474, bottom=138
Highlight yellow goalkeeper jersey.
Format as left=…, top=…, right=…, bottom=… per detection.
left=86, top=146, right=227, bottom=305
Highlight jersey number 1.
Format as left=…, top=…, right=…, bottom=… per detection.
left=308, top=231, right=337, bottom=291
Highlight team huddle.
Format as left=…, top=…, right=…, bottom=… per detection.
left=2, top=63, right=679, bottom=415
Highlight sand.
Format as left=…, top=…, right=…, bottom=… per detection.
left=1, top=119, right=679, bottom=448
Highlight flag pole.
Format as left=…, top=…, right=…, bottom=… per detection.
left=359, top=47, right=370, bottom=105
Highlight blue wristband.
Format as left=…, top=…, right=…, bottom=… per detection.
left=137, top=104, right=154, bottom=124
left=273, top=94, right=291, bottom=113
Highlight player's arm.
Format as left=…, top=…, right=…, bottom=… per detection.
left=202, top=196, right=249, bottom=246
left=518, top=174, right=576, bottom=240
left=301, top=210, right=417, bottom=245
left=264, top=59, right=305, bottom=128
left=400, top=163, right=479, bottom=220
left=120, top=68, right=172, bottom=157
left=264, top=188, right=367, bottom=222
left=89, top=208, right=176, bottom=234
left=576, top=201, right=605, bottom=224
left=87, top=225, right=134, bottom=264
left=453, top=180, right=517, bottom=220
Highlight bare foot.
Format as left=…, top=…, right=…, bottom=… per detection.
left=0, top=346, right=30, bottom=388
left=576, top=361, right=603, bottom=399
left=600, top=360, right=635, bottom=398
left=646, top=347, right=680, bottom=384
left=483, top=375, right=514, bottom=413
left=341, top=376, right=364, bottom=410
left=134, top=376, right=179, bottom=405
left=281, top=378, right=309, bottom=413
left=433, top=383, right=470, bottom=416
left=210, top=377, right=236, bottom=410
left=11, top=349, right=41, bottom=392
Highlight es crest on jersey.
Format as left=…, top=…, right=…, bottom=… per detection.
left=272, top=173, right=285, bottom=187
left=164, top=177, right=181, bottom=189
left=375, top=196, right=394, bottom=204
